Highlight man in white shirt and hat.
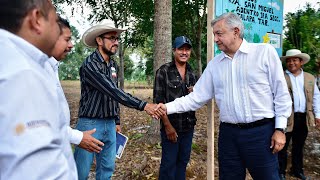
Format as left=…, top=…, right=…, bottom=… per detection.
left=278, top=49, right=320, bottom=180
left=74, top=20, right=159, bottom=180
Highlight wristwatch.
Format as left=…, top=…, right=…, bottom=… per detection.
left=275, top=128, right=286, bottom=134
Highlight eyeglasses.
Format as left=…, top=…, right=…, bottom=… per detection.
left=100, top=36, right=119, bottom=43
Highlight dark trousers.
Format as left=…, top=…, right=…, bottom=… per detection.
left=159, top=128, right=194, bottom=180
left=218, top=120, right=279, bottom=180
left=278, top=113, right=308, bottom=175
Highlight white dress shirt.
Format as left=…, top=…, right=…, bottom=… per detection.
left=48, top=57, right=83, bottom=145
left=0, top=29, right=77, bottom=179
left=286, top=69, right=320, bottom=118
left=166, top=39, right=292, bottom=129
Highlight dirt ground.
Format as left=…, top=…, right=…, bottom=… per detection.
left=61, top=80, right=320, bottom=180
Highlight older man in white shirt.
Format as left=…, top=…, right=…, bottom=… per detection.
left=0, top=1, right=77, bottom=179
left=156, top=12, right=292, bottom=180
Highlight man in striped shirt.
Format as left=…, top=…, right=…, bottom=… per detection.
left=73, top=20, right=158, bottom=180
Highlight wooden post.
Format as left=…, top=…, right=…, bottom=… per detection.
left=207, top=0, right=215, bottom=179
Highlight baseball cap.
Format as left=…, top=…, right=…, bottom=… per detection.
left=173, top=36, right=192, bottom=49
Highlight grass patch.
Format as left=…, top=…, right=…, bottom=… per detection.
left=191, top=143, right=201, bottom=153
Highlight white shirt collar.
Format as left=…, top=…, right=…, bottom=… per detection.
left=285, top=68, right=304, bottom=76
left=48, top=57, right=60, bottom=72
left=216, top=39, right=249, bottom=62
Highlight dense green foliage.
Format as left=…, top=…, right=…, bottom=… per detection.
left=130, top=0, right=207, bottom=76
left=54, top=1, right=320, bottom=80
left=58, top=42, right=90, bottom=80
left=59, top=43, right=135, bottom=80
left=283, top=3, right=320, bottom=75
left=54, top=0, right=207, bottom=80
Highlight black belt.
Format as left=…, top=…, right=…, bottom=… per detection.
left=294, top=112, right=306, bottom=116
left=221, top=118, right=274, bottom=129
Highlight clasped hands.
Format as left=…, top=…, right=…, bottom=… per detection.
left=144, top=103, right=167, bottom=119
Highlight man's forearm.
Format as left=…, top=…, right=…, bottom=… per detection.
left=161, top=114, right=171, bottom=127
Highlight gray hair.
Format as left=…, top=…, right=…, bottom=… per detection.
left=211, top=12, right=244, bottom=39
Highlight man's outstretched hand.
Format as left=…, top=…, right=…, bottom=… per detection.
left=78, top=128, right=104, bottom=153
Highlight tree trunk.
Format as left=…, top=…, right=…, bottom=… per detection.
left=153, top=0, right=172, bottom=76
left=187, top=0, right=206, bottom=78
left=195, top=29, right=202, bottom=77
left=118, top=43, right=125, bottom=89
left=196, top=5, right=207, bottom=78
left=146, top=0, right=172, bottom=144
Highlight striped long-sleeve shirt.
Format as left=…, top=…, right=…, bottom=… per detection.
left=78, top=50, right=147, bottom=124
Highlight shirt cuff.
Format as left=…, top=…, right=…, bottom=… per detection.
left=68, top=127, right=83, bottom=145
left=275, top=116, right=288, bottom=129
left=165, top=102, right=177, bottom=115
left=140, top=101, right=147, bottom=111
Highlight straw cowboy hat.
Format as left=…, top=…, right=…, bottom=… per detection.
left=82, top=19, right=126, bottom=48
left=280, top=49, right=310, bottom=65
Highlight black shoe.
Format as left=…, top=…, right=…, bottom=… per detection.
left=279, top=173, right=286, bottom=180
left=289, top=172, right=307, bottom=180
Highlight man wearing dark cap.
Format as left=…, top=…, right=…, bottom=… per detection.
left=153, top=36, right=197, bottom=179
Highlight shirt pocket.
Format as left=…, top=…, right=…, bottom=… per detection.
left=167, top=79, right=183, bottom=100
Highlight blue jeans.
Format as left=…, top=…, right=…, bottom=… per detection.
left=218, top=120, right=279, bottom=180
left=74, top=117, right=116, bottom=180
left=159, top=128, right=194, bottom=180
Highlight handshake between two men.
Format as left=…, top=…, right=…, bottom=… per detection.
left=144, top=103, right=168, bottom=120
